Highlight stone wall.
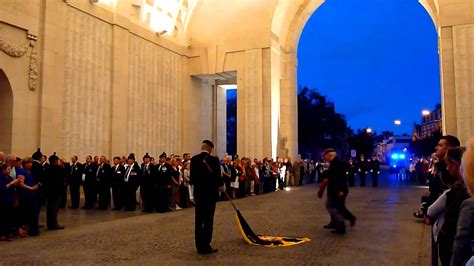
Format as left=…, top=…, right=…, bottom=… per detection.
left=127, top=34, right=183, bottom=158
left=62, top=7, right=113, bottom=158
left=452, top=24, right=474, bottom=143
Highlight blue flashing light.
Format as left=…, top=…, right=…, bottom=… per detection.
left=391, top=154, right=399, bottom=160
left=399, top=154, right=406, bottom=159
left=392, top=164, right=397, bottom=168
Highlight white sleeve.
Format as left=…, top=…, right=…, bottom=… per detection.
left=427, top=189, right=449, bottom=219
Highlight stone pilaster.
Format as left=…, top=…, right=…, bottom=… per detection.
left=279, top=52, right=299, bottom=161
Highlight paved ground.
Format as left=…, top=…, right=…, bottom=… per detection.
left=0, top=171, right=430, bottom=265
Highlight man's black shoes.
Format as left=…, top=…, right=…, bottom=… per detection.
left=350, top=217, right=356, bottom=227
left=331, top=229, right=346, bottom=235
left=48, top=225, right=65, bottom=230
left=323, top=223, right=335, bottom=229
left=197, top=248, right=218, bottom=254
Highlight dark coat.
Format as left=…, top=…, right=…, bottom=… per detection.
left=111, top=164, right=125, bottom=185
left=156, top=163, right=172, bottom=188
left=189, top=152, right=223, bottom=201
left=124, top=162, right=141, bottom=187
left=141, top=163, right=155, bottom=187
left=440, top=179, right=470, bottom=244
left=68, top=162, right=84, bottom=186
left=451, top=197, right=474, bottom=266
left=327, top=156, right=349, bottom=196
left=83, top=163, right=98, bottom=186
left=46, top=164, right=66, bottom=200
left=95, top=163, right=112, bottom=186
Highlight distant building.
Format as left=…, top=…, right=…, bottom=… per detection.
left=375, top=135, right=412, bottom=163
left=412, top=104, right=442, bottom=140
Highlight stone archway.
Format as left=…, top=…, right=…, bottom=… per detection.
left=271, top=0, right=442, bottom=159
left=0, top=70, right=13, bottom=153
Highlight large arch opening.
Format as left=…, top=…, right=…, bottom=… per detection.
left=296, top=0, right=440, bottom=158
left=272, top=0, right=441, bottom=159
left=0, top=69, right=13, bottom=153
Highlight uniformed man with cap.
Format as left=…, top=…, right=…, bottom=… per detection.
left=141, top=152, right=155, bottom=212
left=46, top=153, right=66, bottom=230
left=190, top=140, right=225, bottom=254
left=123, top=153, right=141, bottom=211
left=156, top=152, right=172, bottom=213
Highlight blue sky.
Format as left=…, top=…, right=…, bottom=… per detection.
left=297, top=0, right=440, bottom=135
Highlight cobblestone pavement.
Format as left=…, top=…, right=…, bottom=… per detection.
left=0, top=172, right=430, bottom=265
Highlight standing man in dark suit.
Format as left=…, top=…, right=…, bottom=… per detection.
left=111, top=156, right=125, bottom=210
left=46, top=153, right=65, bottom=230
left=96, top=155, right=112, bottom=210
left=123, top=154, right=141, bottom=211
left=31, top=149, right=47, bottom=206
left=141, top=153, right=155, bottom=212
left=82, top=155, right=97, bottom=209
left=156, top=153, right=172, bottom=213
left=190, top=140, right=225, bottom=254
left=68, top=155, right=83, bottom=209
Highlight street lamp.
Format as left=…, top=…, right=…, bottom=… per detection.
left=422, top=110, right=430, bottom=116
left=394, top=120, right=401, bottom=126
left=366, top=128, right=372, bottom=133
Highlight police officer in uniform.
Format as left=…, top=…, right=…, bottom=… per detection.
left=369, top=156, right=380, bottom=187
left=190, top=140, right=225, bottom=254
left=82, top=155, right=97, bottom=209
left=141, top=153, right=155, bottom=212
left=357, top=155, right=368, bottom=187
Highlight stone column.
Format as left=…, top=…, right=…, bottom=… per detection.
left=110, top=25, right=129, bottom=156
left=439, top=27, right=458, bottom=137
left=216, top=85, right=227, bottom=158
left=451, top=24, right=474, bottom=144
left=38, top=0, right=67, bottom=155
left=279, top=52, right=299, bottom=161
left=237, top=49, right=265, bottom=159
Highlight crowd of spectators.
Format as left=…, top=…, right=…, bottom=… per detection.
left=0, top=149, right=322, bottom=241
left=411, top=135, right=474, bottom=266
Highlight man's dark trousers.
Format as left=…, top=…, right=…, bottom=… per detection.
left=194, top=188, right=217, bottom=252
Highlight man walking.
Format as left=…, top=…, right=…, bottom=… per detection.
left=190, top=140, right=225, bottom=254
left=322, top=148, right=356, bottom=235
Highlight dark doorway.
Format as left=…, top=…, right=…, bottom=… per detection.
left=226, top=89, right=237, bottom=156
left=0, top=70, right=13, bottom=153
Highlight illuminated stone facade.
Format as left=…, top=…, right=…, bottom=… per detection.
left=0, top=0, right=470, bottom=160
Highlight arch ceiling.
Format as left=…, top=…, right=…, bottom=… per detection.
left=94, top=0, right=439, bottom=52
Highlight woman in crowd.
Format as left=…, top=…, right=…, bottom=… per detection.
left=169, top=157, right=182, bottom=211
left=425, top=148, right=462, bottom=265
left=438, top=147, right=470, bottom=265
left=180, top=161, right=192, bottom=208
left=452, top=138, right=474, bottom=265
left=0, top=163, right=19, bottom=241
left=17, top=157, right=41, bottom=236
left=230, top=160, right=242, bottom=199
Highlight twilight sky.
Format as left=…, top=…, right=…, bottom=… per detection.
left=297, top=0, right=440, bottom=135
